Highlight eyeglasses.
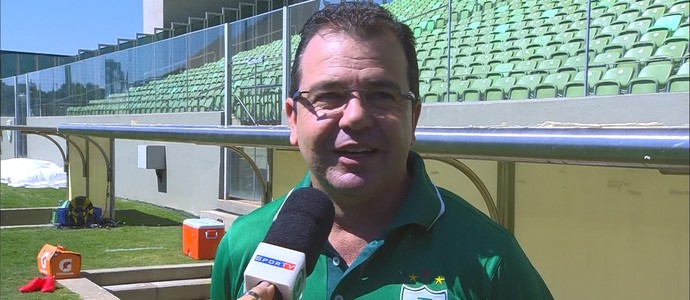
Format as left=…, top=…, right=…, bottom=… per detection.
left=292, top=88, right=417, bottom=116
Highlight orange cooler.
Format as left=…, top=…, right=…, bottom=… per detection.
left=182, top=219, right=225, bottom=259
left=37, top=244, right=82, bottom=279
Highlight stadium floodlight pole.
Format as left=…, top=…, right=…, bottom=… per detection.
left=583, top=0, right=593, bottom=97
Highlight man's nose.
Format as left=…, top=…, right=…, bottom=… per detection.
left=338, top=95, right=373, bottom=130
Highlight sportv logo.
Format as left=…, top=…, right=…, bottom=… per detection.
left=254, top=255, right=296, bottom=271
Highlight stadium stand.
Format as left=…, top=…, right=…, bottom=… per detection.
left=52, top=0, right=689, bottom=123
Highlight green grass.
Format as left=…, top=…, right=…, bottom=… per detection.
left=0, top=185, right=66, bottom=208
left=0, top=184, right=208, bottom=300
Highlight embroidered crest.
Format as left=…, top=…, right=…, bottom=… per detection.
left=400, top=285, right=448, bottom=300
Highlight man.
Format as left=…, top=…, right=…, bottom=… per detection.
left=211, top=2, right=553, bottom=299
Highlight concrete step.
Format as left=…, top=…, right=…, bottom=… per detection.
left=57, top=277, right=119, bottom=300
left=104, top=278, right=211, bottom=300
left=198, top=209, right=242, bottom=232
left=82, top=262, right=213, bottom=286
left=0, top=207, right=54, bottom=226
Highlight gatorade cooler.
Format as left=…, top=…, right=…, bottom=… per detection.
left=182, top=219, right=225, bottom=260
left=37, top=244, right=82, bottom=279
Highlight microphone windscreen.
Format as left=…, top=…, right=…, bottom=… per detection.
left=263, top=187, right=334, bottom=275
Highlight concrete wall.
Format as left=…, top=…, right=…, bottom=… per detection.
left=26, top=112, right=224, bottom=215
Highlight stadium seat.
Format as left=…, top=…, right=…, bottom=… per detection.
left=649, top=41, right=688, bottom=63
left=667, top=61, right=690, bottom=91
left=589, top=36, right=612, bottom=54
left=469, top=65, right=492, bottom=79
left=558, top=55, right=590, bottom=75
left=628, top=62, right=674, bottom=93
left=590, top=52, right=623, bottom=72
left=624, top=17, right=655, bottom=35
left=563, top=69, right=604, bottom=97
left=639, top=29, right=671, bottom=47
left=485, top=77, right=517, bottom=100
left=509, top=74, right=544, bottom=99
left=648, top=14, right=683, bottom=33
left=631, top=0, right=653, bottom=11
left=617, top=9, right=642, bottom=24
left=535, top=58, right=562, bottom=74
left=453, top=66, right=473, bottom=78
left=510, top=60, right=539, bottom=77
left=610, top=2, right=630, bottom=15
left=668, top=0, right=689, bottom=18
left=535, top=73, right=572, bottom=98
left=596, top=23, right=628, bottom=39
left=615, top=43, right=656, bottom=70
left=663, top=21, right=689, bottom=43
left=603, top=32, right=640, bottom=54
left=488, top=63, right=515, bottom=79
left=594, top=66, right=636, bottom=95
left=462, top=78, right=493, bottom=101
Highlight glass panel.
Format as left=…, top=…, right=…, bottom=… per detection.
left=1, top=53, right=17, bottom=78
left=226, top=147, right=268, bottom=201
left=1, top=78, right=16, bottom=117
left=230, top=7, right=287, bottom=126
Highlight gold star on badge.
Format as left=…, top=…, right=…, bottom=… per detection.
left=434, top=275, right=445, bottom=285
left=408, top=273, right=418, bottom=283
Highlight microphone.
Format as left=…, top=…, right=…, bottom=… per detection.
left=243, top=187, right=335, bottom=300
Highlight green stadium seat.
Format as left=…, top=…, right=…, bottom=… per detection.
left=667, top=61, right=690, bottom=91
left=594, top=66, right=636, bottom=95
left=596, top=23, right=628, bottom=40
left=668, top=0, right=689, bottom=17
left=623, top=17, right=655, bottom=35
left=639, top=29, right=671, bottom=47
left=510, top=60, right=539, bottom=77
left=423, top=81, right=446, bottom=103
left=470, top=65, right=492, bottom=79
left=592, top=14, right=616, bottom=28
left=628, top=62, right=674, bottom=93
left=558, top=41, right=584, bottom=56
left=649, top=41, right=688, bottom=63
left=509, top=74, right=544, bottom=99
left=631, top=0, right=653, bottom=11
left=617, top=9, right=642, bottom=24
left=453, top=66, right=472, bottom=78
left=534, top=73, right=572, bottom=98
left=485, top=77, right=517, bottom=101
left=590, top=52, right=622, bottom=73
left=672, top=22, right=690, bottom=40
left=648, top=14, right=683, bottom=33
left=473, top=53, right=495, bottom=66
left=616, top=43, right=656, bottom=67
left=563, top=69, right=604, bottom=97
left=604, top=32, right=640, bottom=54
left=535, top=58, right=562, bottom=74
left=558, top=55, right=590, bottom=75
left=590, top=36, right=612, bottom=54
left=488, top=62, right=515, bottom=78
left=462, top=78, right=493, bottom=101
left=610, top=1, right=630, bottom=15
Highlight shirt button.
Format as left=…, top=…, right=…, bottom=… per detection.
left=334, top=295, right=344, bottom=300
left=332, top=257, right=341, bottom=266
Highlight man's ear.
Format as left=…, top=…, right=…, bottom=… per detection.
left=285, top=98, right=299, bottom=146
left=410, top=100, right=422, bottom=144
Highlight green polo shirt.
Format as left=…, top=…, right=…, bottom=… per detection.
left=211, top=152, right=552, bottom=300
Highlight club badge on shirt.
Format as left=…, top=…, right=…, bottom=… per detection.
left=400, top=284, right=448, bottom=300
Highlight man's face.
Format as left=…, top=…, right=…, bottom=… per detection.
left=286, top=30, right=421, bottom=199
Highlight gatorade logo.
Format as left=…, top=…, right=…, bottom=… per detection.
left=59, top=258, right=73, bottom=272
left=40, top=251, right=52, bottom=270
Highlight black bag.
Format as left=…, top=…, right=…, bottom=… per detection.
left=66, top=196, right=95, bottom=227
